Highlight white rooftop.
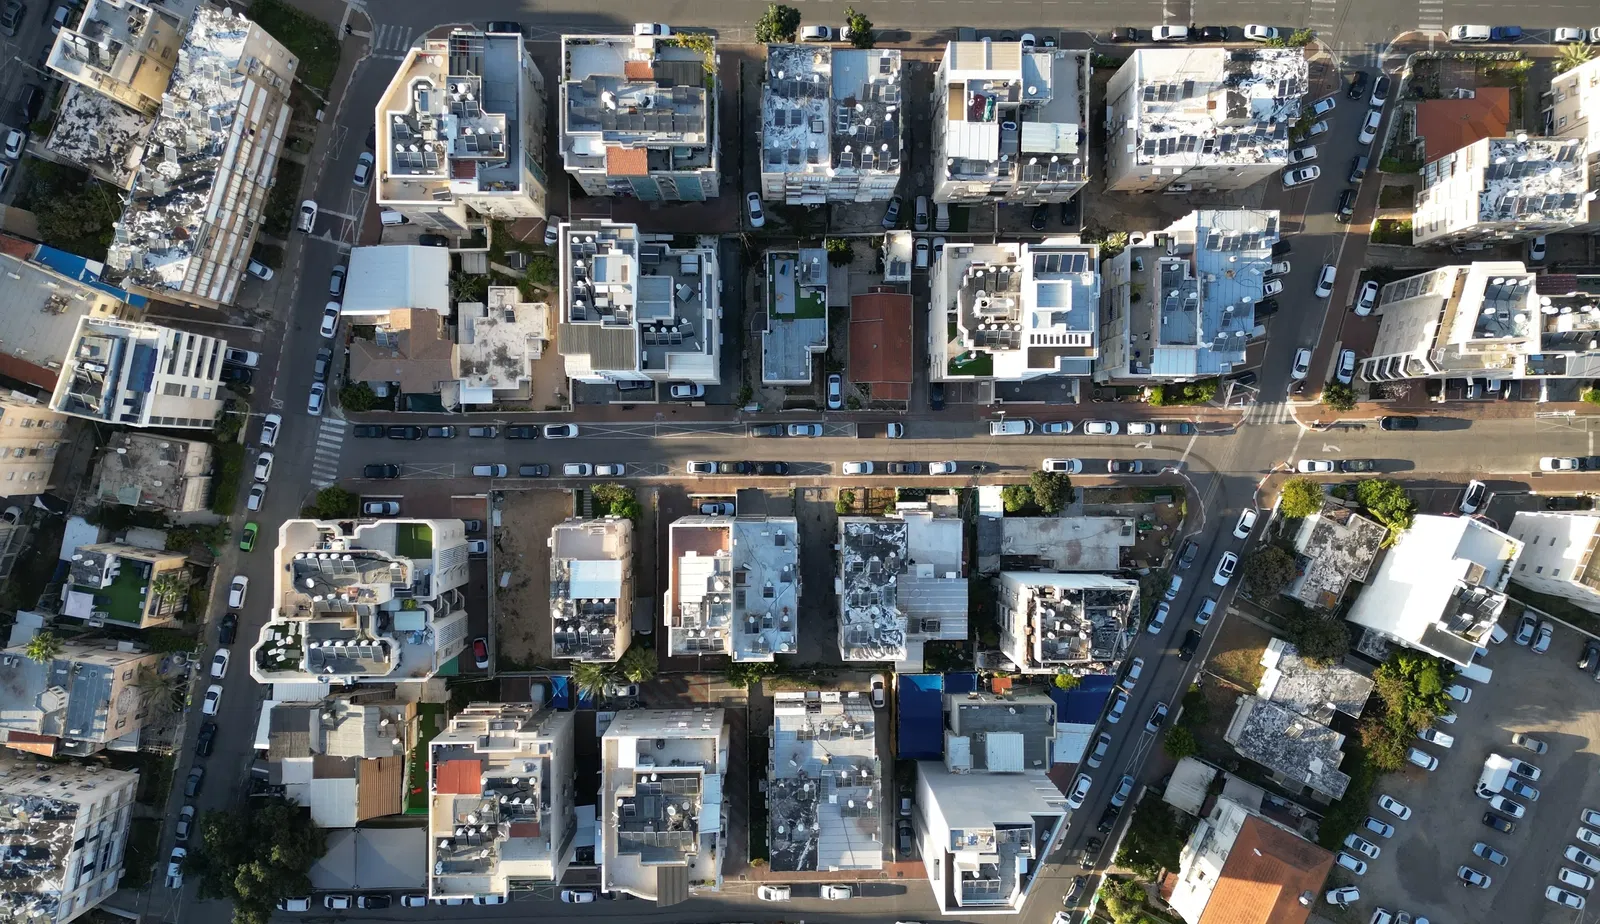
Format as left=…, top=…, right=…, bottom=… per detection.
left=767, top=691, right=881, bottom=872
left=1122, top=48, right=1307, bottom=168
left=838, top=509, right=968, bottom=663
left=762, top=44, right=902, bottom=177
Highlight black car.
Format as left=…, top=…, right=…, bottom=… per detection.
left=1065, top=875, right=1087, bottom=905
left=416, top=234, right=449, bottom=247
left=1581, top=640, right=1600, bottom=672
left=1254, top=298, right=1278, bottom=319
left=518, top=463, right=550, bottom=477
left=1029, top=204, right=1049, bottom=232
left=353, top=424, right=385, bottom=438
left=219, top=365, right=253, bottom=385
left=1371, top=75, right=1391, bottom=106
left=1108, top=460, right=1143, bottom=474
left=19, top=84, right=43, bottom=123
left=897, top=820, right=913, bottom=855
left=357, top=894, right=392, bottom=910
left=615, top=379, right=653, bottom=392
left=313, top=347, right=332, bottom=383
left=1060, top=196, right=1080, bottom=230
left=1178, top=629, right=1202, bottom=662
left=1380, top=415, right=1419, bottom=431
left=506, top=425, right=538, bottom=439
left=363, top=463, right=400, bottom=479
left=387, top=425, right=422, bottom=440
left=888, top=462, right=922, bottom=475
left=1198, top=25, right=1227, bottom=41
left=1109, top=27, right=1137, bottom=42
left=196, top=722, right=217, bottom=757
left=1096, top=805, right=1120, bottom=833
left=753, top=461, right=789, bottom=475
left=1178, top=539, right=1199, bottom=570
left=717, top=461, right=753, bottom=475
left=1347, top=71, right=1370, bottom=100
left=185, top=767, right=204, bottom=797
left=749, top=424, right=784, bottom=437
left=1340, top=459, right=1376, bottom=473
left=486, top=20, right=523, bottom=33
left=929, top=382, right=945, bottom=411
left=218, top=613, right=238, bottom=646
left=1481, top=812, right=1515, bottom=834
left=425, top=425, right=455, bottom=438
left=1335, top=188, right=1357, bottom=222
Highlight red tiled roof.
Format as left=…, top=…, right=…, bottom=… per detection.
left=0, top=233, right=37, bottom=261
left=848, top=291, right=913, bottom=401
left=434, top=759, right=482, bottom=795
left=623, top=60, right=654, bottom=80
left=1416, top=89, right=1511, bottom=162
left=1197, top=816, right=1334, bottom=924
left=606, top=146, right=649, bottom=177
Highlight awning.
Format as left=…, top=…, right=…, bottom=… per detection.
left=655, top=865, right=689, bottom=906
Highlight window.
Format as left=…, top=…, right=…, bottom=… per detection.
left=1536, top=566, right=1544, bottom=574
left=1553, top=536, right=1559, bottom=546
left=1518, top=563, right=1526, bottom=571
left=1554, top=569, right=1562, bottom=578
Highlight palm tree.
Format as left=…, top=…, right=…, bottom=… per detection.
left=574, top=661, right=616, bottom=700
left=619, top=646, right=658, bottom=684
left=149, top=572, right=187, bottom=616
left=133, top=666, right=180, bottom=715
left=1557, top=42, right=1595, bottom=75
left=24, top=631, right=63, bottom=663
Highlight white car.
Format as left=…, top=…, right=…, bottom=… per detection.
left=1288, top=145, right=1318, bottom=163
left=1147, top=602, right=1170, bottom=635
left=746, top=192, right=764, bottom=228
left=1263, top=279, right=1284, bottom=297
left=1363, top=816, right=1394, bottom=838
left=595, top=463, right=625, bottom=477
left=473, top=895, right=508, bottom=905
left=202, top=684, right=223, bottom=716
left=1244, top=24, right=1278, bottom=41
left=1042, top=458, right=1083, bottom=474
left=1554, top=27, right=1589, bottom=43
left=1354, top=280, right=1379, bottom=316
left=1066, top=772, right=1093, bottom=809
left=563, top=463, right=592, bottom=477
left=1267, top=260, right=1291, bottom=277
left=1532, top=620, right=1553, bottom=653
left=1541, top=456, right=1581, bottom=471
left=820, top=885, right=852, bottom=900
left=800, top=24, right=833, bottom=41
left=1041, top=421, right=1075, bottom=434
left=787, top=423, right=822, bottom=437
left=1417, top=727, right=1454, bottom=748
left=1560, top=867, right=1595, bottom=891
left=1234, top=508, right=1257, bottom=539
left=166, top=847, right=186, bottom=890
left=307, top=382, right=325, bottom=416
left=1548, top=886, right=1587, bottom=909
left=1126, top=422, right=1157, bottom=436
left=352, top=151, right=374, bottom=187
left=1446, top=683, right=1471, bottom=703
left=1337, top=349, right=1356, bottom=385
left=252, top=451, right=274, bottom=483
left=670, top=383, right=705, bottom=399
left=869, top=674, right=886, bottom=709
left=1283, top=165, right=1321, bottom=187
left=260, top=413, right=281, bottom=448
left=1357, top=109, right=1382, bottom=145
left=1377, top=794, right=1411, bottom=819
left=928, top=461, right=957, bottom=475
left=1124, top=657, right=1144, bottom=691
left=1325, top=885, right=1359, bottom=906
left=246, top=483, right=266, bottom=512
left=1570, top=846, right=1600, bottom=874
left=210, top=649, right=230, bottom=679
left=324, top=895, right=353, bottom=910
left=1290, top=348, right=1312, bottom=380
left=842, top=461, right=874, bottom=475
left=1297, top=459, right=1335, bottom=473
left=686, top=461, right=714, bottom=475
left=559, top=890, right=596, bottom=904
left=320, top=303, right=340, bottom=338
left=633, top=22, right=671, bottom=36
left=1579, top=827, right=1600, bottom=849
left=1152, top=24, right=1189, bottom=41
left=297, top=200, right=318, bottom=233
left=1315, top=264, right=1337, bottom=298
left=1530, top=235, right=1548, bottom=263
left=2, top=129, right=23, bottom=160
left=228, top=575, right=248, bottom=608
left=245, top=260, right=274, bottom=281
left=1083, top=420, right=1120, bottom=435
left=1212, top=551, right=1237, bottom=586
left=757, top=885, right=791, bottom=902
left=1344, top=834, right=1381, bottom=859
left=1311, top=95, right=1338, bottom=116
left=1306, top=120, right=1330, bottom=137
left=1087, top=731, right=1110, bottom=768
left=544, top=424, right=579, bottom=439
left=1456, top=866, right=1491, bottom=889
left=1336, top=852, right=1368, bottom=875
left=1106, top=689, right=1129, bottom=724
left=1405, top=747, right=1438, bottom=770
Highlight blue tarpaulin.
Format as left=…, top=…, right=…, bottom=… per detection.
left=1050, top=674, right=1116, bottom=725
left=31, top=245, right=147, bottom=307
left=897, top=673, right=945, bottom=760
left=550, top=675, right=571, bottom=710
left=944, top=672, right=979, bottom=695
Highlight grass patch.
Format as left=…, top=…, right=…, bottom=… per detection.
left=248, top=0, right=340, bottom=91
left=209, top=443, right=244, bottom=515
left=404, top=702, right=447, bottom=814
left=1369, top=218, right=1413, bottom=245
left=948, top=350, right=993, bottom=377
left=262, top=159, right=304, bottom=238
left=393, top=523, right=434, bottom=560
left=1378, top=186, right=1413, bottom=209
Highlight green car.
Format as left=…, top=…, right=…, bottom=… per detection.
left=239, top=522, right=258, bottom=552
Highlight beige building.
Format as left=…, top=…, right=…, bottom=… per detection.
left=47, top=0, right=183, bottom=116
left=347, top=309, right=459, bottom=399
left=1544, top=57, right=1600, bottom=230
left=64, top=541, right=191, bottom=629
left=96, top=432, right=212, bottom=511
left=0, top=751, right=140, bottom=924
left=550, top=517, right=634, bottom=664
left=1509, top=511, right=1600, bottom=614
left=0, top=393, right=68, bottom=493
left=262, top=695, right=409, bottom=828
left=374, top=30, right=549, bottom=233
left=0, top=637, right=166, bottom=757
left=50, top=316, right=229, bottom=429
left=1412, top=135, right=1590, bottom=248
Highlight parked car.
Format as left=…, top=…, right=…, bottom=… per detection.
left=1087, top=732, right=1111, bottom=769
left=166, top=847, right=186, bottom=889
left=1482, top=811, right=1514, bottom=834
left=1336, top=853, right=1368, bottom=875
left=1363, top=816, right=1394, bottom=838
left=745, top=193, right=764, bottom=228
left=1178, top=629, right=1202, bottom=662
left=1283, top=165, right=1321, bottom=187
left=1457, top=866, right=1491, bottom=889
left=827, top=373, right=843, bottom=409
left=297, top=200, right=318, bottom=233
left=1532, top=620, right=1554, bottom=653
left=1358, top=109, right=1383, bottom=144
left=788, top=423, right=823, bottom=437
left=1234, top=508, right=1257, bottom=538
left=670, top=383, right=705, bottom=399
left=1212, top=551, right=1237, bottom=586
left=881, top=196, right=902, bottom=230
left=387, top=425, right=422, bottom=441
left=1335, top=188, right=1357, bottom=222
left=1460, top=480, right=1488, bottom=514
left=1345, top=834, right=1380, bottom=860
left=1353, top=279, right=1379, bottom=315
left=1243, top=24, right=1277, bottom=41
left=362, top=463, right=399, bottom=479
left=1512, top=732, right=1548, bottom=754
left=1066, top=773, right=1093, bottom=809
left=1107, top=690, right=1129, bottom=724
left=1144, top=702, right=1169, bottom=733
left=1109, top=774, right=1135, bottom=808
left=1473, top=841, right=1508, bottom=866
left=1315, top=264, right=1337, bottom=298
left=1123, top=657, right=1144, bottom=690
left=1380, top=415, right=1418, bottom=430
left=352, top=151, right=374, bottom=186
left=544, top=424, right=578, bottom=439
left=1146, top=602, right=1170, bottom=635
left=1405, top=747, right=1438, bottom=770
left=1041, top=421, right=1075, bottom=434
left=363, top=501, right=399, bottom=516
left=1290, top=348, right=1312, bottom=380
left=472, top=637, right=489, bottom=669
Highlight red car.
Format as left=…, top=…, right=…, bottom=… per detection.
left=472, top=637, right=489, bottom=669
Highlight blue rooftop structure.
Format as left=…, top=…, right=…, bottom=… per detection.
left=944, top=671, right=979, bottom=695
left=550, top=675, right=572, bottom=710
left=1050, top=674, right=1116, bottom=725
left=897, top=673, right=945, bottom=760
left=1150, top=208, right=1278, bottom=377
left=32, top=245, right=147, bottom=308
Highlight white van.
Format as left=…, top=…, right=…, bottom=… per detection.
left=988, top=418, right=1035, bottom=436
left=1448, top=24, right=1491, bottom=42
left=471, top=464, right=508, bottom=477
left=379, top=208, right=408, bottom=226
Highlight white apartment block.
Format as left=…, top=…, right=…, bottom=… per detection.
left=248, top=518, right=471, bottom=685
left=1358, top=263, right=1600, bottom=384
left=997, top=572, right=1139, bottom=675
left=375, top=30, right=549, bottom=233
left=1509, top=511, right=1600, bottom=614
left=0, top=753, right=139, bottom=924
left=457, top=287, right=551, bottom=405
left=1544, top=57, right=1600, bottom=230
left=561, top=34, right=719, bottom=201
left=1103, top=48, right=1308, bottom=193
left=558, top=219, right=721, bottom=386
left=600, top=708, right=728, bottom=904
left=667, top=515, right=799, bottom=662
left=48, top=0, right=182, bottom=116
left=930, top=41, right=1089, bottom=205
left=550, top=517, right=633, bottom=664
left=102, top=4, right=298, bottom=309
left=1413, top=135, right=1590, bottom=247
left=838, top=504, right=968, bottom=669
left=0, top=393, right=68, bottom=494
left=914, top=693, right=1067, bottom=915
left=759, top=45, right=903, bottom=204
left=927, top=239, right=1099, bottom=396
left=429, top=703, right=576, bottom=900
left=767, top=691, right=881, bottom=872
left=1098, top=209, right=1280, bottom=382
left=49, top=316, right=229, bottom=429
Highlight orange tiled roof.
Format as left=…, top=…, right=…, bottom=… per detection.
left=434, top=759, right=483, bottom=795
left=606, top=146, right=649, bottom=177
left=1416, top=89, right=1511, bottom=162
left=1196, top=816, right=1335, bottom=924
left=624, top=60, right=654, bottom=80
left=848, top=291, right=913, bottom=401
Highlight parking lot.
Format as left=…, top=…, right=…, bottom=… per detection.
left=1338, top=611, right=1600, bottom=922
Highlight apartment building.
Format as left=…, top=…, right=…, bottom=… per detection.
left=560, top=34, right=719, bottom=200
left=374, top=29, right=549, bottom=233
left=49, top=316, right=228, bottom=429
left=1169, top=798, right=1334, bottom=924
left=248, top=518, right=471, bottom=685
left=996, top=572, right=1139, bottom=675
left=429, top=702, right=576, bottom=900
left=761, top=248, right=829, bottom=386
left=0, top=239, right=137, bottom=394
left=1103, top=48, right=1308, bottom=193
left=0, top=752, right=140, bottom=924
left=550, top=517, right=633, bottom=664
left=47, top=0, right=183, bottom=116
left=767, top=690, right=881, bottom=872
left=1543, top=56, right=1600, bottom=229
left=95, top=432, right=212, bottom=512
left=930, top=41, right=1090, bottom=204
left=667, top=515, right=799, bottom=662
left=759, top=44, right=903, bottom=204
left=1508, top=511, right=1600, bottom=614
left=457, top=287, right=551, bottom=405
left=838, top=503, right=968, bottom=667
left=1413, top=135, right=1590, bottom=248
left=600, top=708, right=728, bottom=903
left=927, top=239, right=1100, bottom=398
left=1098, top=209, right=1280, bottom=382
left=102, top=4, right=298, bottom=308
left=63, top=541, right=191, bottom=629
left=0, top=394, right=69, bottom=494
left=0, top=638, right=165, bottom=756
left=262, top=694, right=409, bottom=828
left=913, top=692, right=1067, bottom=915
left=558, top=219, right=721, bottom=386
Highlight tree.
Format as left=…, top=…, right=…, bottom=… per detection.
left=1279, top=477, right=1323, bottom=518
left=574, top=661, right=616, bottom=700
left=824, top=238, right=853, bottom=266
left=24, top=631, right=62, bottom=663
left=134, top=665, right=181, bottom=715
left=619, top=646, right=658, bottom=683
left=593, top=483, right=641, bottom=520
left=754, top=3, right=801, bottom=42
left=1322, top=381, right=1356, bottom=412
left=673, top=33, right=716, bottom=74
left=189, top=797, right=326, bottom=924
left=1583, top=387, right=1600, bottom=406
left=1355, top=478, right=1416, bottom=540
left=303, top=486, right=358, bottom=519
left=1029, top=470, right=1074, bottom=514
left=1557, top=42, right=1595, bottom=74
left=34, top=182, right=122, bottom=258
left=1372, top=648, right=1453, bottom=727
left=835, top=489, right=855, bottom=514
left=1117, top=794, right=1186, bottom=877
left=1053, top=671, right=1081, bottom=691
left=1001, top=484, right=1033, bottom=513
left=726, top=661, right=776, bottom=689
left=843, top=7, right=875, bottom=47
left=339, top=382, right=378, bottom=412
left=1241, top=546, right=1297, bottom=598
left=150, top=572, right=187, bottom=610
left=1163, top=726, right=1198, bottom=760
left=1283, top=609, right=1351, bottom=665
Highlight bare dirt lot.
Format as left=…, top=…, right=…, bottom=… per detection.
left=494, top=489, right=575, bottom=669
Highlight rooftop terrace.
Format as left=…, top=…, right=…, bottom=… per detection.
left=550, top=518, right=631, bottom=663
left=768, top=691, right=881, bottom=872
left=562, top=35, right=712, bottom=171
left=762, top=249, right=828, bottom=385
left=1122, top=48, right=1307, bottom=168
left=937, top=241, right=1099, bottom=380
left=938, top=43, right=1088, bottom=185
left=762, top=44, right=902, bottom=177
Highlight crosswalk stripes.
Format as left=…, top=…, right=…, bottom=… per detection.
left=1243, top=401, right=1298, bottom=426
left=310, top=418, right=347, bottom=488
left=1307, top=0, right=1339, bottom=31
left=371, top=23, right=414, bottom=56
left=1417, top=0, right=1445, bottom=32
